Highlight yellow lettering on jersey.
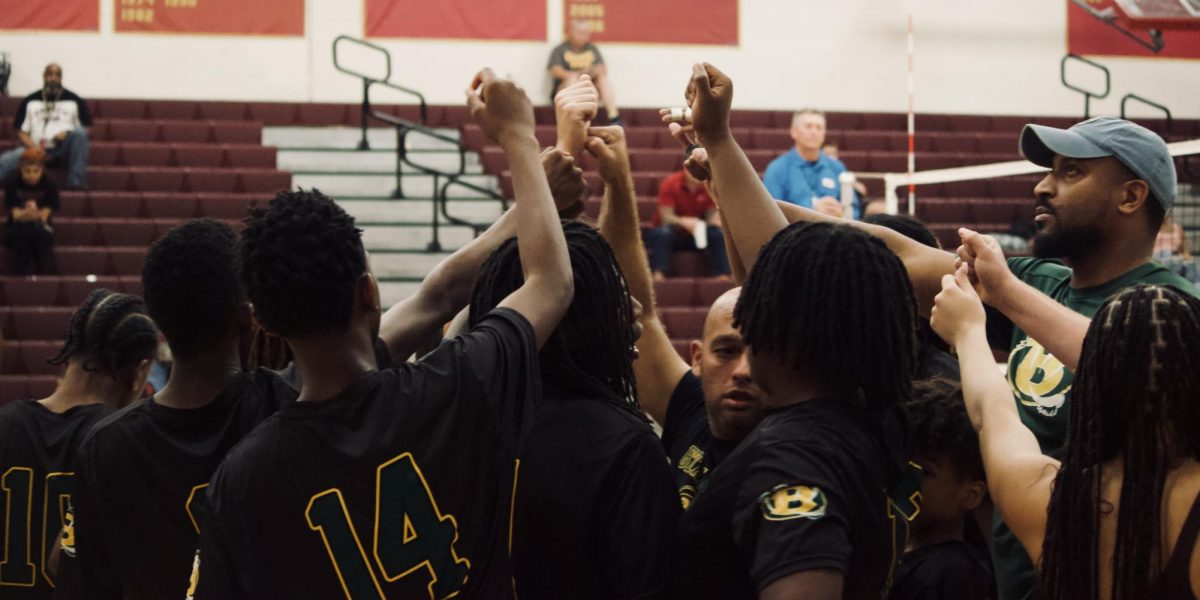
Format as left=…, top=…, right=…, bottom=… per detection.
left=677, top=445, right=705, bottom=480
left=185, top=550, right=200, bottom=600
left=403, top=515, right=417, bottom=544
left=563, top=50, right=597, bottom=71
left=185, top=484, right=208, bottom=535
left=59, top=509, right=75, bottom=558
left=1008, top=337, right=1071, bottom=417
left=759, top=484, right=827, bottom=521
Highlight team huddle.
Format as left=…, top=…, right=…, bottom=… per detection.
left=1, top=62, right=1199, bottom=600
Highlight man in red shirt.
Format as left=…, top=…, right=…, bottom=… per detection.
left=647, top=169, right=729, bottom=280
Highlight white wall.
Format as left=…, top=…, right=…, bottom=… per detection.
left=3, top=0, right=1197, bottom=118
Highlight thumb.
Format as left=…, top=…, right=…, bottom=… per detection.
left=954, top=264, right=978, bottom=297
left=940, top=273, right=957, bottom=292
left=584, top=136, right=610, bottom=159
left=466, top=91, right=485, bottom=118
left=691, top=63, right=711, bottom=95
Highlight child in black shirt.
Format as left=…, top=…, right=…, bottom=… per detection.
left=4, top=147, right=58, bottom=274
left=890, top=378, right=993, bottom=600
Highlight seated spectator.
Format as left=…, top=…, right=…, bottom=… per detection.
left=548, top=20, right=620, bottom=124
left=4, top=148, right=58, bottom=275
left=647, top=169, right=729, bottom=280
left=0, top=63, right=92, bottom=190
left=1155, top=214, right=1191, bottom=260
left=823, top=142, right=869, bottom=198
left=764, top=109, right=860, bottom=218
left=889, top=378, right=991, bottom=600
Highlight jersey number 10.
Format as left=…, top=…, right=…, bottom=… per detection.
left=1, top=467, right=73, bottom=588
left=305, top=453, right=470, bottom=600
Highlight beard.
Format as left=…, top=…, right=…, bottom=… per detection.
left=43, top=82, right=61, bottom=96
left=1032, top=223, right=1104, bottom=260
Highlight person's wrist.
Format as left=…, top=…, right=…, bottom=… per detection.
left=498, top=129, right=538, bottom=149
left=696, top=124, right=733, bottom=147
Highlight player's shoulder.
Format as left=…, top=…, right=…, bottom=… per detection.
left=80, top=398, right=151, bottom=447
left=59, top=88, right=86, bottom=102
left=208, top=412, right=286, bottom=495
left=19, top=90, right=39, bottom=104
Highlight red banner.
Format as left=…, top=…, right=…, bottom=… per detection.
left=366, top=0, right=546, bottom=40
left=0, top=0, right=98, bottom=31
left=563, top=0, right=738, bottom=45
left=114, top=0, right=304, bottom=36
left=1067, top=0, right=1200, bottom=59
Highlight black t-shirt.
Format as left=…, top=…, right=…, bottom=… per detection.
left=193, top=308, right=539, bottom=600
left=54, top=369, right=294, bottom=600
left=5, top=178, right=59, bottom=224
left=673, top=398, right=923, bottom=599
left=512, top=384, right=679, bottom=599
left=661, top=371, right=739, bottom=510
left=0, top=400, right=106, bottom=599
left=888, top=540, right=992, bottom=600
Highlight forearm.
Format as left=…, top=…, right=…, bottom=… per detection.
left=702, top=135, right=787, bottom=273
left=18, top=131, right=35, bottom=148
left=956, top=327, right=1035, bottom=450
left=718, top=208, right=747, bottom=284
left=990, top=279, right=1089, bottom=372
left=599, top=173, right=655, bottom=317
left=506, top=135, right=572, bottom=290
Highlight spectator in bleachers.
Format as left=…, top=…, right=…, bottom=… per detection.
left=647, top=169, right=730, bottom=280
left=0, top=63, right=92, bottom=190
left=1155, top=214, right=1191, bottom=260
left=764, top=109, right=861, bottom=218
left=4, top=147, right=58, bottom=275
left=547, top=20, right=620, bottom=125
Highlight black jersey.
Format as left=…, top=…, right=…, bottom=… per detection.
left=54, top=369, right=294, bottom=600
left=661, top=371, right=738, bottom=510
left=511, top=384, right=679, bottom=599
left=0, top=400, right=106, bottom=599
left=193, top=308, right=539, bottom=600
left=888, top=540, right=992, bottom=600
left=673, top=398, right=922, bottom=599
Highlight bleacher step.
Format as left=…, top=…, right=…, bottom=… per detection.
left=369, top=252, right=455, bottom=279
left=362, top=225, right=476, bottom=251
left=263, top=127, right=460, bottom=151
left=277, top=149, right=480, bottom=174
left=294, top=173, right=496, bottom=199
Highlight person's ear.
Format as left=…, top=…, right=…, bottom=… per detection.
left=690, top=339, right=704, bottom=374
left=358, top=272, right=381, bottom=315
left=962, top=479, right=987, bottom=512
left=1116, top=179, right=1150, bottom=217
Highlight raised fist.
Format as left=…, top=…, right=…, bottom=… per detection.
left=685, top=63, right=733, bottom=145
left=466, top=69, right=535, bottom=145
left=541, top=147, right=586, bottom=217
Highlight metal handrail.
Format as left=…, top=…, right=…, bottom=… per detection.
left=1120, top=93, right=1173, bottom=134
left=1060, top=54, right=1111, bottom=119
left=333, top=35, right=428, bottom=149
left=332, top=35, right=506, bottom=252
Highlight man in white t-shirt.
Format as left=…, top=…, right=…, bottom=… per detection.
left=0, top=63, right=93, bottom=189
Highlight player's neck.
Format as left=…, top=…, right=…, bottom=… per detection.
left=290, top=329, right=377, bottom=403
left=1065, top=235, right=1154, bottom=289
left=154, top=344, right=242, bottom=410
left=39, top=362, right=106, bottom=412
left=907, top=516, right=964, bottom=552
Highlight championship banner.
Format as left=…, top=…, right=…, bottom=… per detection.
left=114, top=0, right=304, bottom=36
left=1067, top=0, right=1200, bottom=59
left=366, top=0, right=546, bottom=40
left=563, top=0, right=738, bottom=45
left=0, top=0, right=99, bottom=31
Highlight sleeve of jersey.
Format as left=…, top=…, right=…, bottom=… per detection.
left=12, top=96, right=29, bottom=131
left=732, top=442, right=852, bottom=590
left=74, top=94, right=94, bottom=128
left=191, top=479, right=241, bottom=599
left=547, top=45, right=564, bottom=69
left=455, top=307, right=541, bottom=456
left=54, top=449, right=122, bottom=600
left=596, top=432, right=679, bottom=598
left=591, top=44, right=605, bottom=65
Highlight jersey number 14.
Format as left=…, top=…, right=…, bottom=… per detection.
left=305, top=453, right=470, bottom=600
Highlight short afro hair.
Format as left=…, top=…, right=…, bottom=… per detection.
left=907, top=378, right=984, bottom=482
left=863, top=213, right=940, bottom=250
left=239, top=189, right=366, bottom=339
left=143, top=219, right=242, bottom=360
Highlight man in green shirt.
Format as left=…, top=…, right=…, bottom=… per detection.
left=678, top=66, right=1195, bottom=599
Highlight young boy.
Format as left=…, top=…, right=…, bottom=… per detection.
left=890, top=377, right=992, bottom=600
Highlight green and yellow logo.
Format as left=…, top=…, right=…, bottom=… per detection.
left=1008, top=336, right=1073, bottom=417
left=60, top=503, right=77, bottom=558
left=759, top=484, right=828, bottom=521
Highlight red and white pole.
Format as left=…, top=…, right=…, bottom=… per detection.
left=906, top=5, right=916, bottom=216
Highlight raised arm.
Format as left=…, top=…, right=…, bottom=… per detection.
left=957, top=228, right=1090, bottom=371
left=554, top=75, right=599, bottom=158
left=378, top=207, right=518, bottom=363
left=466, top=73, right=573, bottom=348
left=929, top=267, right=1056, bottom=563
left=589, top=125, right=689, bottom=424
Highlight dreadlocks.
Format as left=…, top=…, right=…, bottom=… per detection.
left=469, top=220, right=641, bottom=417
left=1040, top=285, right=1200, bottom=600
left=48, top=288, right=159, bottom=386
left=733, top=221, right=918, bottom=412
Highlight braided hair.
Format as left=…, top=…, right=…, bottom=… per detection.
left=733, top=222, right=918, bottom=413
left=468, top=220, right=641, bottom=417
left=1039, top=285, right=1200, bottom=600
left=48, top=288, right=159, bottom=386
left=240, top=189, right=367, bottom=339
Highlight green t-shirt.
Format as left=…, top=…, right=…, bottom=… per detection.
left=991, top=257, right=1200, bottom=600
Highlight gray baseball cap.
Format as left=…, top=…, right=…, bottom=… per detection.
left=1019, top=116, right=1176, bottom=211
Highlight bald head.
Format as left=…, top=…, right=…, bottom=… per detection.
left=703, top=287, right=741, bottom=339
